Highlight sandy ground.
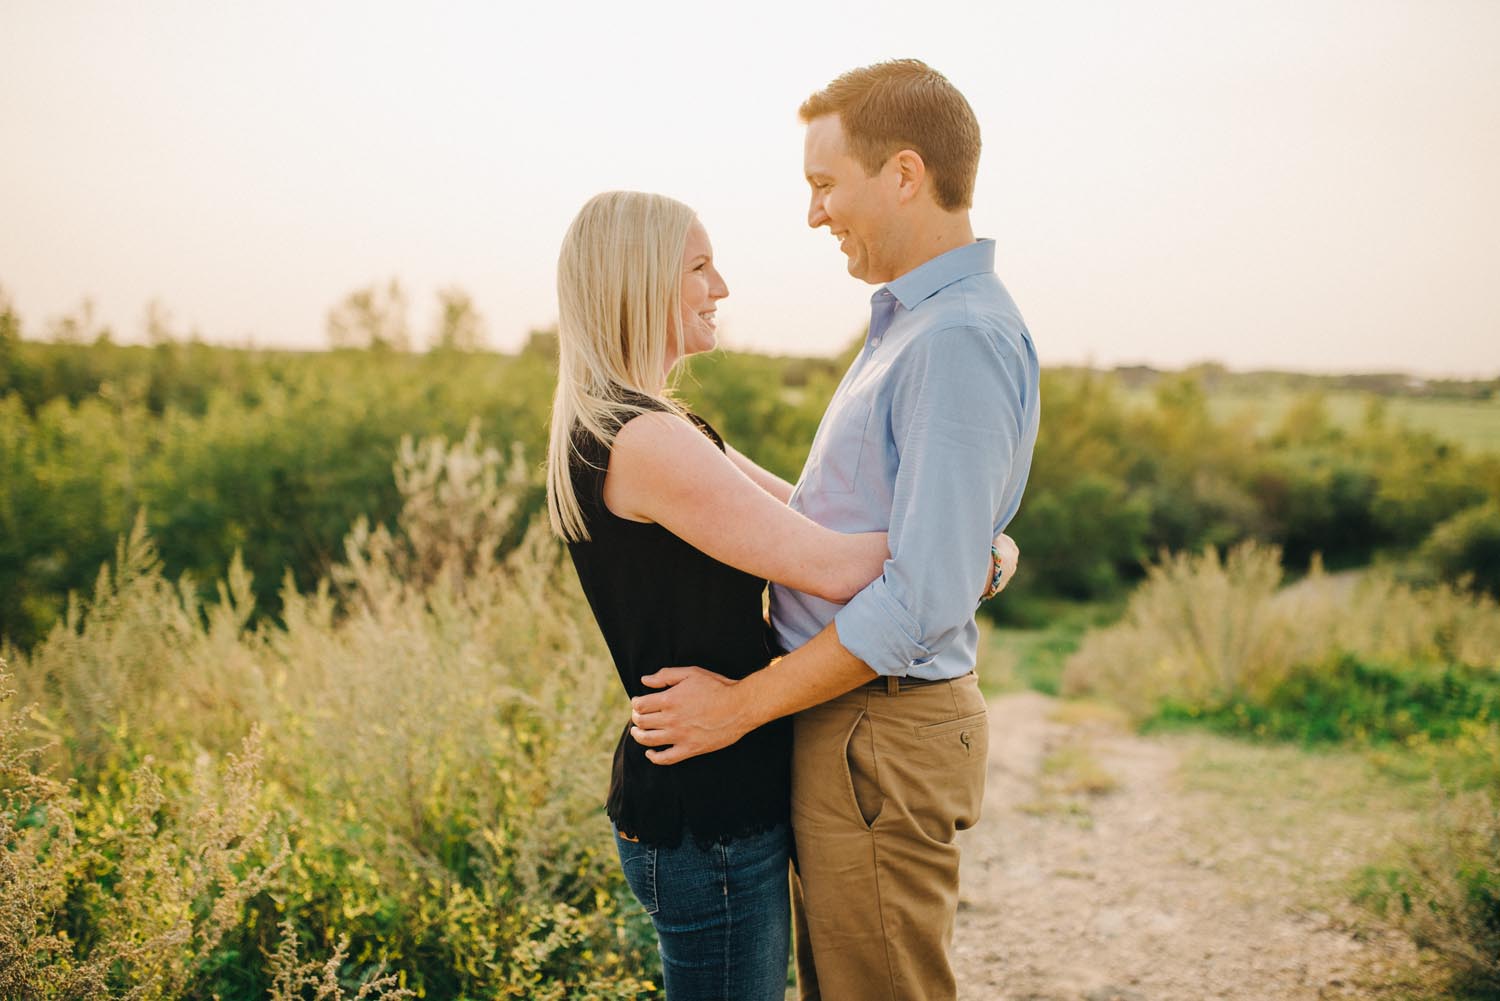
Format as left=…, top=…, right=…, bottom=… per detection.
left=949, top=692, right=1421, bottom=1001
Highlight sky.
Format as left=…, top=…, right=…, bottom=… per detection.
left=2, top=0, right=1497, bottom=377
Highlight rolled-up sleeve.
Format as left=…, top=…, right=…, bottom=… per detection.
left=833, top=325, right=1026, bottom=675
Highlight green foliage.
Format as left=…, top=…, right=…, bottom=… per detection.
left=1422, top=501, right=1500, bottom=599
left=3, top=335, right=1499, bottom=653
left=1002, top=473, right=1149, bottom=603
left=1356, top=790, right=1500, bottom=1000
left=678, top=348, right=840, bottom=483
left=0, top=343, right=562, bottom=651
left=3, top=323, right=1498, bottom=994
left=1152, top=654, right=1500, bottom=746
left=1063, top=545, right=1500, bottom=724
left=2, top=430, right=660, bottom=999
left=0, top=667, right=402, bottom=1001
left=326, top=279, right=411, bottom=352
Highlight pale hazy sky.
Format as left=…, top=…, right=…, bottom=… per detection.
left=2, top=0, right=1497, bottom=376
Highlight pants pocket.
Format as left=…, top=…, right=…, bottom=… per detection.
left=844, top=710, right=884, bottom=829
left=912, top=702, right=989, bottom=834
left=614, top=827, right=659, bottom=915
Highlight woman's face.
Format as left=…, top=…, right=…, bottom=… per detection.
left=671, top=219, right=729, bottom=369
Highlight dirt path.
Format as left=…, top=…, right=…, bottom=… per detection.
left=951, top=692, right=1419, bottom=1001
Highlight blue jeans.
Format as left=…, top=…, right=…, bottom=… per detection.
left=614, top=822, right=791, bottom=1001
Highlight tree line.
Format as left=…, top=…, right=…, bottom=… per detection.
left=2, top=293, right=1498, bottom=652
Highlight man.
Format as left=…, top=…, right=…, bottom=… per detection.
left=630, top=59, right=1040, bottom=1001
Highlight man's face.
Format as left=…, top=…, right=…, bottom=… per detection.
left=803, top=114, right=898, bottom=284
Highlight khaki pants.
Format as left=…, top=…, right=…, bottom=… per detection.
left=790, top=673, right=988, bottom=1001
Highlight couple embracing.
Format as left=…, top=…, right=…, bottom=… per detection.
left=544, top=59, right=1040, bottom=1001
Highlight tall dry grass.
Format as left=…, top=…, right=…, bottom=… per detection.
left=1, top=421, right=657, bottom=998
left=1061, top=543, right=1500, bottom=721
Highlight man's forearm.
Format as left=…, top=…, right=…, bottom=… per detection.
left=630, top=620, right=877, bottom=764
left=736, top=620, right=877, bottom=728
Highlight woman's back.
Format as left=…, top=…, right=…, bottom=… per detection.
left=566, top=397, right=790, bottom=847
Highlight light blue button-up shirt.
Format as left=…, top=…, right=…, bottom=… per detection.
left=770, top=239, right=1040, bottom=679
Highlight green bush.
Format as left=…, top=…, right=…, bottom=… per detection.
left=1152, top=653, right=1500, bottom=745
left=1000, top=473, right=1150, bottom=604
left=2, top=429, right=661, bottom=999
left=5, top=340, right=1499, bottom=653
left=1358, top=790, right=1500, bottom=1000
left=1422, top=501, right=1500, bottom=599
left=1063, top=545, right=1500, bottom=723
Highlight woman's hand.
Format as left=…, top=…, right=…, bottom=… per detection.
left=982, top=532, right=1019, bottom=600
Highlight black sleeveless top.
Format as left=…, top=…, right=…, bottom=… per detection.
left=565, top=397, right=791, bottom=847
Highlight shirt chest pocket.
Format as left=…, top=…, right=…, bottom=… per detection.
left=808, top=396, right=874, bottom=496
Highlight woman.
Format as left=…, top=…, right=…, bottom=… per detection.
left=544, top=191, right=1013, bottom=1000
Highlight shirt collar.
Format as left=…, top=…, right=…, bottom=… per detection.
left=879, top=238, right=996, bottom=312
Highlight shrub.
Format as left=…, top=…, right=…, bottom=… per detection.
left=3, top=427, right=661, bottom=998
left=1058, top=543, right=1297, bottom=719
left=1062, top=544, right=1500, bottom=723
left=999, top=473, right=1150, bottom=605
left=1154, top=653, right=1500, bottom=745
left=1360, top=790, right=1500, bottom=1000
left=1422, top=501, right=1500, bottom=600
left=1, top=663, right=395, bottom=1001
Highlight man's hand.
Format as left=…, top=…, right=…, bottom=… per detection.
left=629, top=666, right=753, bottom=765
left=993, top=532, right=1019, bottom=593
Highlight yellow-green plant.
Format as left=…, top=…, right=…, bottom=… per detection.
left=1365, top=789, right=1500, bottom=999
left=3, top=423, right=660, bottom=998
left=1059, top=543, right=1296, bottom=718
left=0, top=661, right=110, bottom=1000
left=0, top=663, right=326, bottom=1001
left=1062, top=543, right=1500, bottom=721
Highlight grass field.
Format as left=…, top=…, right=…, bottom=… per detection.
left=1125, top=389, right=1500, bottom=453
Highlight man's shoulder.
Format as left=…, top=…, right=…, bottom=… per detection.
left=900, top=302, right=1033, bottom=375
left=909, top=273, right=1027, bottom=345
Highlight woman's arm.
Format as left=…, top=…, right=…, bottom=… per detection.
left=603, top=412, right=884, bottom=602
left=724, top=445, right=795, bottom=504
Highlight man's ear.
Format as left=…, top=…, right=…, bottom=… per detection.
left=891, top=149, right=927, bottom=205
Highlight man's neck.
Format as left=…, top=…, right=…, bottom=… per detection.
left=889, top=213, right=975, bottom=281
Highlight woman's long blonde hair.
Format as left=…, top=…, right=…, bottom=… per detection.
left=546, top=190, right=696, bottom=542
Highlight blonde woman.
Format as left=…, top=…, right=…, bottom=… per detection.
left=545, top=191, right=1013, bottom=1000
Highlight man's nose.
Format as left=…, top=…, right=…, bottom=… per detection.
left=808, top=195, right=828, bottom=229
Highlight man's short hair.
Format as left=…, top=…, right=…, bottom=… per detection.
left=799, top=59, right=981, bottom=211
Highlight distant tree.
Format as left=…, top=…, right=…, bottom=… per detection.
left=144, top=298, right=177, bottom=346
left=326, top=279, right=411, bottom=351
left=1271, top=391, right=1340, bottom=447
left=45, top=297, right=103, bottom=345
left=520, top=329, right=558, bottom=360
left=0, top=285, right=18, bottom=349
left=0, top=284, right=16, bottom=327
left=0, top=286, right=20, bottom=395
left=429, top=287, right=487, bottom=352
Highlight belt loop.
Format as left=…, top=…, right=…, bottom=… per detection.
left=886, top=676, right=899, bottom=697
